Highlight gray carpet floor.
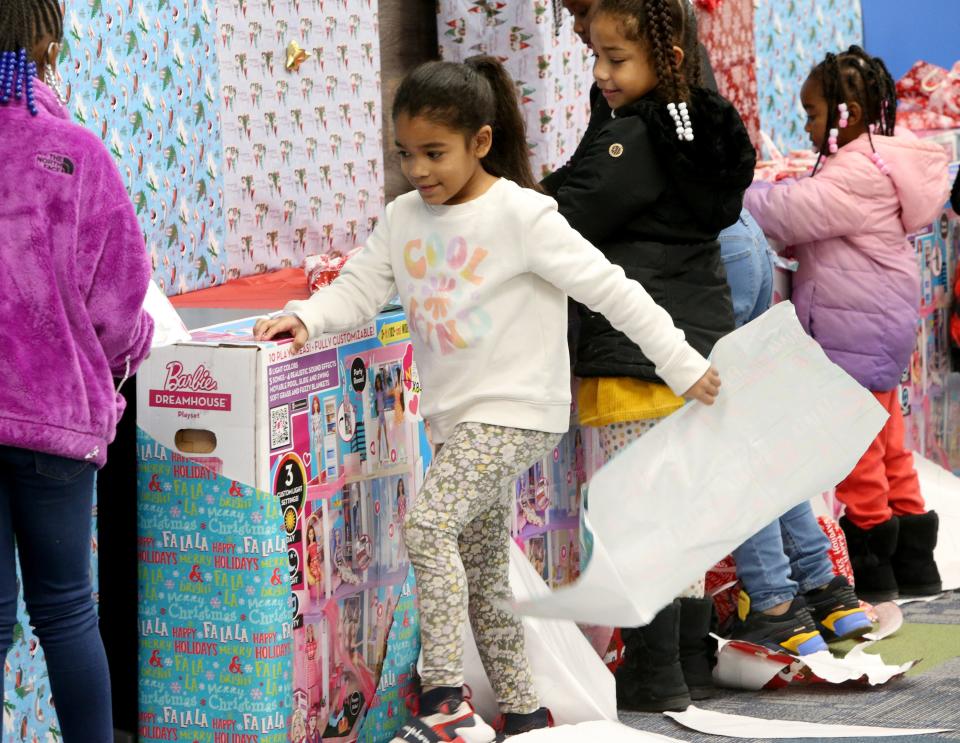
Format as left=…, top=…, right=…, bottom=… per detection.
left=622, top=590, right=960, bottom=742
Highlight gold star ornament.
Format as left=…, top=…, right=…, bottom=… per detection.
left=285, top=41, right=311, bottom=72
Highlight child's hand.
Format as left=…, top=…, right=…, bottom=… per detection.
left=684, top=367, right=721, bottom=405
left=253, top=314, right=309, bottom=350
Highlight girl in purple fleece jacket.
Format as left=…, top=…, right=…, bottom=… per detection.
left=0, top=3, right=153, bottom=739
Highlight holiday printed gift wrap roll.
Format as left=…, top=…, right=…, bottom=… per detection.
left=60, top=0, right=386, bottom=295
left=437, top=0, right=594, bottom=179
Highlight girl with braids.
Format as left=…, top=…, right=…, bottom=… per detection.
left=0, top=2, right=154, bottom=740
left=544, top=0, right=754, bottom=713
left=257, top=56, right=720, bottom=741
left=745, top=47, right=950, bottom=603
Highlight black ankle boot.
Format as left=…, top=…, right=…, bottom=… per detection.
left=891, top=511, right=942, bottom=596
left=678, top=597, right=716, bottom=700
left=500, top=707, right=552, bottom=736
left=615, top=599, right=692, bottom=713
left=839, top=516, right=900, bottom=602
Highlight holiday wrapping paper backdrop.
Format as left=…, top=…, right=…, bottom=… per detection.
left=57, top=0, right=384, bottom=295
left=60, top=0, right=227, bottom=294
left=215, top=0, right=383, bottom=279
left=437, top=0, right=594, bottom=179
left=695, top=0, right=761, bottom=151
left=754, top=0, right=864, bottom=155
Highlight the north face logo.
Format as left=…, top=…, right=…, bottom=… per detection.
left=36, top=153, right=74, bottom=175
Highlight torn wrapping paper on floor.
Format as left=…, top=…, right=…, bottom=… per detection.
left=510, top=721, right=682, bottom=742
left=513, top=303, right=889, bottom=626
left=665, top=706, right=951, bottom=738
left=863, top=601, right=904, bottom=641
left=712, top=634, right=916, bottom=691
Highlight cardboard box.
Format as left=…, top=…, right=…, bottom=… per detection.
left=904, top=198, right=959, bottom=465
left=136, top=308, right=609, bottom=742
left=136, top=308, right=430, bottom=743
left=512, top=426, right=592, bottom=590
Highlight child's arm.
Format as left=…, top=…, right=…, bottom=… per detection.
left=552, top=118, right=665, bottom=246
left=256, top=206, right=397, bottom=348
left=744, top=166, right=871, bottom=245
left=525, top=204, right=714, bottom=400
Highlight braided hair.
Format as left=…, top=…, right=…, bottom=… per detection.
left=0, top=0, right=63, bottom=115
left=0, top=0, right=64, bottom=53
left=809, top=45, right=898, bottom=176
left=595, top=0, right=691, bottom=104
left=679, top=0, right=702, bottom=89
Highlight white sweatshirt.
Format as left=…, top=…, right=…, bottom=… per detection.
left=287, top=178, right=709, bottom=443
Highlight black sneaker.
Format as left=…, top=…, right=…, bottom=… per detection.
left=730, top=593, right=828, bottom=656
left=804, top=575, right=873, bottom=641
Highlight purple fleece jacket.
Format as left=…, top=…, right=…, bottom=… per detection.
left=0, top=80, right=154, bottom=466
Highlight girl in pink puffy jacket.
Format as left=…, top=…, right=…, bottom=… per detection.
left=746, top=46, right=950, bottom=604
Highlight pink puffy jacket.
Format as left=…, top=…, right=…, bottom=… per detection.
left=745, top=132, right=950, bottom=391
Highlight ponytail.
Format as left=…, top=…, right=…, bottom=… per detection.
left=464, top=56, right=538, bottom=190
left=392, top=57, right=538, bottom=191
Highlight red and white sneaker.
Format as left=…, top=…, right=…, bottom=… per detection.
left=391, top=700, right=496, bottom=743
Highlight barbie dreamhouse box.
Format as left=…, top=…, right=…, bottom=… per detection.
left=136, top=308, right=431, bottom=743
left=135, top=306, right=600, bottom=742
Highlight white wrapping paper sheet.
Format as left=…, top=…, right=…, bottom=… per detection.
left=510, top=721, right=682, bottom=742
left=143, top=280, right=191, bottom=348
left=514, top=303, right=889, bottom=626
left=665, top=707, right=951, bottom=738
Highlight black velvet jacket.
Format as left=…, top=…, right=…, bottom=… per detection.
left=544, top=87, right=756, bottom=382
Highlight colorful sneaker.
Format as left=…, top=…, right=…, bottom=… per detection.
left=391, top=699, right=496, bottom=743
left=493, top=707, right=554, bottom=738
left=804, top=575, right=873, bottom=641
left=730, top=592, right=828, bottom=656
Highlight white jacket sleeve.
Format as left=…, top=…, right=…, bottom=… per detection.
left=284, top=205, right=397, bottom=337
left=524, top=201, right=710, bottom=396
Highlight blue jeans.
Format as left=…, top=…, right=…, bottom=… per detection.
left=732, top=502, right=836, bottom=612
left=719, top=208, right=774, bottom=328
left=0, top=445, right=112, bottom=742
left=722, top=211, right=834, bottom=612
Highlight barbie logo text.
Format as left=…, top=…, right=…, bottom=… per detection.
left=150, top=362, right=231, bottom=411
left=163, top=361, right=219, bottom=392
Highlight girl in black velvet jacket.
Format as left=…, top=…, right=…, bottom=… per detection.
left=545, top=0, right=755, bottom=714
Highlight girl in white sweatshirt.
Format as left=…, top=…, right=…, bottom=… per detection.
left=255, top=56, right=719, bottom=742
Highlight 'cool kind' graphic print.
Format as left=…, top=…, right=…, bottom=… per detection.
left=403, top=234, right=492, bottom=354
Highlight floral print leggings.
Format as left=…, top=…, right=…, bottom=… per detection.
left=404, top=422, right=560, bottom=714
